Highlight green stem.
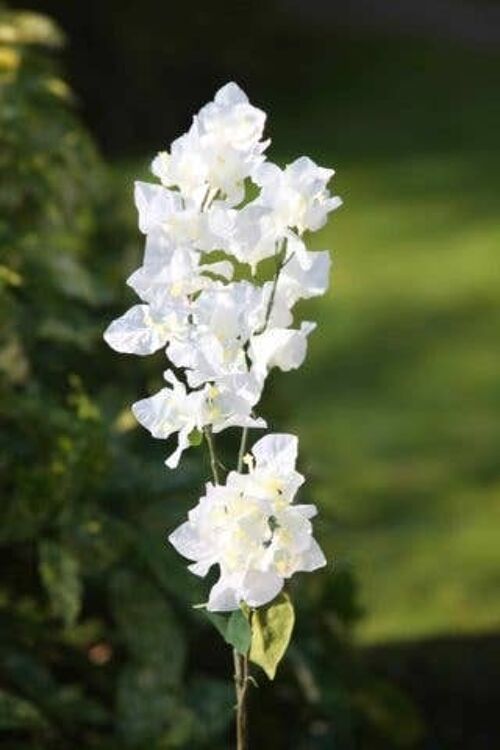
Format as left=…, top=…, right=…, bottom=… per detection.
left=204, top=426, right=220, bottom=484
left=237, top=427, right=249, bottom=473
left=254, top=241, right=292, bottom=336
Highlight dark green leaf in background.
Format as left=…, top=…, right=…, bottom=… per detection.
left=39, top=540, right=82, bottom=627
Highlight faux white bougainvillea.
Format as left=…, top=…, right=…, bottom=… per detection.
left=104, top=82, right=341, bottom=749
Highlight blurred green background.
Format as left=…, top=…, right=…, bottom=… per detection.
left=1, top=1, right=499, bottom=748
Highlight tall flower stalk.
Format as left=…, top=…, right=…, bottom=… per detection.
left=104, top=82, right=341, bottom=748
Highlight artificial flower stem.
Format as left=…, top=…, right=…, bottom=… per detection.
left=255, top=243, right=288, bottom=336
left=233, top=649, right=248, bottom=750
left=237, top=427, right=249, bottom=473
left=204, top=426, right=220, bottom=485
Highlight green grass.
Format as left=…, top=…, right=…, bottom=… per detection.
left=111, top=38, right=500, bottom=644
left=281, top=152, right=500, bottom=643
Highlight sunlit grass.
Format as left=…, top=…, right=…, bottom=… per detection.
left=281, top=153, right=500, bottom=642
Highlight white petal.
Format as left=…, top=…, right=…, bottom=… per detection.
left=241, top=569, right=284, bottom=608
left=168, top=520, right=207, bottom=566
left=134, top=181, right=179, bottom=234
left=213, top=81, right=248, bottom=106
left=293, top=504, right=318, bottom=520
left=207, top=575, right=240, bottom=612
left=165, top=425, right=191, bottom=469
left=250, top=322, right=316, bottom=377
left=132, top=386, right=183, bottom=439
left=299, top=538, right=327, bottom=572
left=188, top=560, right=213, bottom=577
left=103, top=304, right=169, bottom=355
left=280, top=248, right=331, bottom=303
left=251, top=433, right=298, bottom=472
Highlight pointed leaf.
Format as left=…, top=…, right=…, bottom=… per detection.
left=249, top=592, right=295, bottom=680
left=226, top=610, right=251, bottom=654
left=202, top=608, right=251, bottom=654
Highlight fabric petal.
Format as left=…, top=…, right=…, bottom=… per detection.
left=207, top=575, right=240, bottom=612
left=241, top=569, right=284, bottom=608
left=299, top=539, right=327, bottom=573
left=104, top=304, right=170, bottom=355
left=250, top=433, right=298, bottom=472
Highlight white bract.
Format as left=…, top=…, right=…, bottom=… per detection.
left=104, top=81, right=340, bottom=612
left=169, top=433, right=326, bottom=610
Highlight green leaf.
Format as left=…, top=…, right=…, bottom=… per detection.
left=249, top=592, right=295, bottom=680
left=226, top=610, right=252, bottom=654
left=202, top=608, right=251, bottom=655
left=39, top=540, right=81, bottom=628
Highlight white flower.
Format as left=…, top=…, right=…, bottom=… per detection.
left=168, top=331, right=247, bottom=388
left=249, top=321, right=317, bottom=381
left=134, top=182, right=181, bottom=235
left=152, top=82, right=268, bottom=207
left=277, top=244, right=331, bottom=307
left=253, top=156, right=342, bottom=236
left=168, top=433, right=326, bottom=611
left=103, top=302, right=188, bottom=356
left=202, top=376, right=266, bottom=434
left=132, top=370, right=206, bottom=468
left=235, top=432, right=305, bottom=505
left=195, top=82, right=269, bottom=205
left=168, top=281, right=265, bottom=386
left=224, top=201, right=280, bottom=272
left=151, top=129, right=209, bottom=208
left=196, top=82, right=267, bottom=152
left=132, top=371, right=265, bottom=469
left=127, top=243, right=207, bottom=307
left=134, top=181, right=207, bottom=244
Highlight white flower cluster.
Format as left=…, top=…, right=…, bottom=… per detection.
left=169, top=434, right=326, bottom=610
left=104, top=82, right=340, bottom=610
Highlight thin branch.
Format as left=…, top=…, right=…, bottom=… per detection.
left=237, top=427, right=249, bottom=473
left=254, top=241, right=293, bottom=336
left=203, top=426, right=220, bottom=485
left=233, top=650, right=248, bottom=750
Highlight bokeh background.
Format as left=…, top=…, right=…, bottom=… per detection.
left=1, top=1, right=499, bottom=748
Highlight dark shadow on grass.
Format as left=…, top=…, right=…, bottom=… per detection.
left=363, top=631, right=500, bottom=749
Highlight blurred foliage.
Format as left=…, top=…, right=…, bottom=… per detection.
left=0, top=5, right=423, bottom=749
